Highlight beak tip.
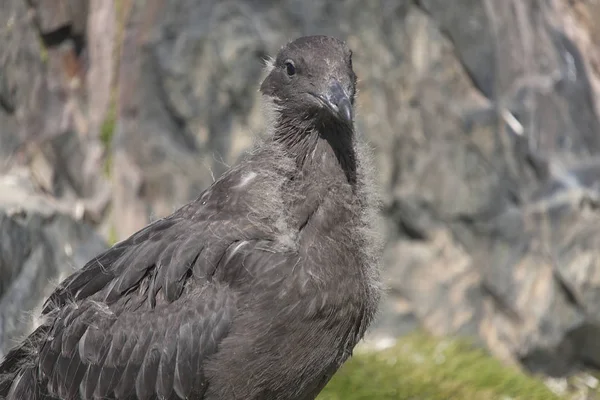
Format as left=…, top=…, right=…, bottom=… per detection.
left=325, top=80, right=354, bottom=124
left=339, top=101, right=353, bottom=124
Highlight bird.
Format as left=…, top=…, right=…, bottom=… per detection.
left=0, top=35, right=382, bottom=400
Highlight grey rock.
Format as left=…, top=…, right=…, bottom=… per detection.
left=373, top=0, right=600, bottom=375
left=0, top=0, right=114, bottom=237
left=0, top=169, right=106, bottom=359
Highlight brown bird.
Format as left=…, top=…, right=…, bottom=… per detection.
left=0, top=35, right=382, bottom=400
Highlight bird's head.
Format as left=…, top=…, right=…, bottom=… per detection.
left=260, top=35, right=357, bottom=126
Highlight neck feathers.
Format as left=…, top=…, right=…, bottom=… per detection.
left=270, top=107, right=357, bottom=186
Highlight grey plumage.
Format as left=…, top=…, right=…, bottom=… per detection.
left=0, top=35, right=382, bottom=400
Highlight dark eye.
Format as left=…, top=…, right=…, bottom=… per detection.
left=284, top=60, right=296, bottom=76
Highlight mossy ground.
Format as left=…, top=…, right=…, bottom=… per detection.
left=318, top=332, right=565, bottom=400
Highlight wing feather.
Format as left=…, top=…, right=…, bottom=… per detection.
left=21, top=182, right=289, bottom=399
left=173, top=322, right=195, bottom=398
left=81, top=351, right=106, bottom=398
left=156, top=331, right=177, bottom=399
left=135, top=347, right=161, bottom=400
left=62, top=349, right=87, bottom=399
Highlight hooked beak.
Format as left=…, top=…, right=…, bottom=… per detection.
left=310, top=79, right=353, bottom=124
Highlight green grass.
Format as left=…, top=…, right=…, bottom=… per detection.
left=318, top=332, right=560, bottom=400
left=107, top=223, right=119, bottom=246
left=100, top=94, right=117, bottom=177
left=101, top=0, right=127, bottom=179
left=38, top=35, right=48, bottom=64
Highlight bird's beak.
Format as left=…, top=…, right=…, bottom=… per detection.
left=311, top=79, right=353, bottom=124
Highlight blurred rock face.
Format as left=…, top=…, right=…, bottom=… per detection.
left=2, top=0, right=600, bottom=376
left=0, top=169, right=106, bottom=360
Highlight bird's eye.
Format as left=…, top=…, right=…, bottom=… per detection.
left=284, top=61, right=296, bottom=76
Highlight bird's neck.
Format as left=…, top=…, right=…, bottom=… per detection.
left=272, top=111, right=358, bottom=187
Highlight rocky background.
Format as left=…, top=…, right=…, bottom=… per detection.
left=2, top=0, right=600, bottom=380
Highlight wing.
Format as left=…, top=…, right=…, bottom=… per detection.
left=9, top=167, right=291, bottom=399
left=27, top=239, right=297, bottom=400
left=43, top=211, right=267, bottom=315
left=42, top=159, right=284, bottom=315
left=13, top=220, right=278, bottom=400
left=32, top=285, right=235, bottom=400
